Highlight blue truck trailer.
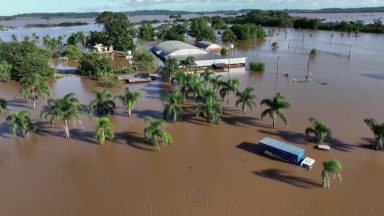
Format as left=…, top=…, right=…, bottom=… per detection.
left=259, top=137, right=305, bottom=165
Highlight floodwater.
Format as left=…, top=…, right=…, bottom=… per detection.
left=290, top=12, right=384, bottom=23
left=1, top=27, right=384, bottom=216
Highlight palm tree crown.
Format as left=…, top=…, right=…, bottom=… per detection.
left=92, top=117, right=115, bottom=145
left=144, top=117, right=172, bottom=151
left=364, top=118, right=384, bottom=150
left=210, top=75, right=223, bottom=93
left=305, top=117, right=333, bottom=144
left=19, top=73, right=51, bottom=109
left=89, top=89, right=116, bottom=116
left=41, top=93, right=82, bottom=139
left=260, top=92, right=291, bottom=127
left=236, top=87, right=257, bottom=113
left=115, top=87, right=142, bottom=117
left=322, top=159, right=343, bottom=188
left=219, top=79, right=239, bottom=103
left=6, top=110, right=36, bottom=137
left=163, top=90, right=186, bottom=122
left=196, top=91, right=223, bottom=124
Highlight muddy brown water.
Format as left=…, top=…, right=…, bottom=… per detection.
left=1, top=29, right=384, bottom=216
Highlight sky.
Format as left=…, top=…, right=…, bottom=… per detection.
left=0, top=0, right=383, bottom=16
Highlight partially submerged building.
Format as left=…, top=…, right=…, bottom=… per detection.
left=151, top=40, right=246, bottom=69
left=94, top=44, right=114, bottom=53
left=195, top=41, right=222, bottom=52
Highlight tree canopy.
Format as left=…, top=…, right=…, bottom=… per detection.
left=189, top=17, right=216, bottom=42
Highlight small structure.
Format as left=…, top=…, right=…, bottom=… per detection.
left=317, top=145, right=331, bottom=151
left=94, top=44, right=114, bottom=53
left=195, top=41, right=222, bottom=52
left=300, top=157, right=316, bottom=170
left=259, top=137, right=305, bottom=165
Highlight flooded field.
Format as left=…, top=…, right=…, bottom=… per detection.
left=1, top=27, right=384, bottom=215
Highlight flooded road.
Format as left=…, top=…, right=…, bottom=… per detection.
left=1, top=28, right=384, bottom=215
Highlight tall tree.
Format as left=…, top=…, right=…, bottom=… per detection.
left=364, top=118, right=384, bottom=150
left=200, top=68, right=214, bottom=85
left=0, top=60, right=12, bottom=82
left=6, top=110, right=36, bottom=137
left=236, top=87, right=257, bottom=113
left=196, top=92, right=222, bottom=124
left=67, top=31, right=87, bottom=48
left=41, top=93, right=82, bottom=139
left=115, top=87, right=142, bottom=117
left=186, top=73, right=204, bottom=100
left=144, top=117, right=172, bottom=151
left=19, top=73, right=51, bottom=109
left=89, top=89, right=116, bottom=116
left=162, top=58, right=179, bottom=82
left=260, top=93, right=291, bottom=127
left=93, top=12, right=136, bottom=51
left=0, top=98, right=6, bottom=114
left=189, top=17, right=216, bottom=41
left=138, top=22, right=155, bottom=41
left=219, top=79, right=239, bottom=103
left=305, top=117, right=333, bottom=144
left=322, top=159, right=343, bottom=188
left=92, top=117, right=115, bottom=145
left=163, top=90, right=186, bottom=122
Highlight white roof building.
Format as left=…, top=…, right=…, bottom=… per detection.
left=151, top=41, right=246, bottom=68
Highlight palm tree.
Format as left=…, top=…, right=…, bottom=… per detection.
left=305, top=117, right=333, bottom=144
left=115, top=87, right=142, bottom=117
left=144, top=117, right=172, bottom=151
left=210, top=75, right=223, bottom=93
left=41, top=93, right=82, bottom=139
left=260, top=93, right=291, bottom=127
left=236, top=87, right=257, bottom=113
left=0, top=98, right=7, bottom=114
left=20, top=73, right=51, bottom=109
left=322, top=159, right=343, bottom=188
left=196, top=93, right=223, bottom=124
left=219, top=79, right=239, bottom=103
left=180, top=56, right=196, bottom=71
left=200, top=68, right=214, bottom=85
left=186, top=73, right=204, bottom=100
left=162, top=58, right=179, bottom=81
left=310, top=48, right=318, bottom=56
left=89, top=89, right=116, bottom=116
left=163, top=90, right=186, bottom=122
left=6, top=110, right=36, bottom=137
left=174, top=70, right=187, bottom=91
left=92, top=117, right=115, bottom=145
left=364, top=118, right=384, bottom=150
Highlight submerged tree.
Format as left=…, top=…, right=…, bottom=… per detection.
left=89, top=89, right=116, bottom=116
left=162, top=58, right=179, bottom=82
left=0, top=98, right=7, bottom=114
left=41, top=93, right=82, bottom=139
left=364, top=118, right=384, bottom=150
left=305, top=117, right=333, bottom=144
left=271, top=42, right=279, bottom=50
left=210, top=75, right=223, bottom=93
left=92, top=117, right=115, bottom=145
left=219, top=79, right=239, bottom=103
left=163, top=90, right=186, bottom=122
left=196, top=92, right=222, bottom=124
left=200, top=68, right=214, bottom=85
left=236, top=87, right=257, bottom=113
left=20, top=73, right=51, bottom=109
left=179, top=56, right=196, bottom=71
left=260, top=93, right=291, bottom=127
left=115, top=87, right=142, bottom=117
left=6, top=110, right=36, bottom=137
left=322, top=159, right=343, bottom=188
left=144, top=117, right=173, bottom=151
left=186, top=73, right=204, bottom=100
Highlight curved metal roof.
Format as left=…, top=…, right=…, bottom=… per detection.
left=151, top=40, right=207, bottom=59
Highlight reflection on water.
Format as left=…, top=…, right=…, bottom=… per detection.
left=0, top=20, right=384, bottom=216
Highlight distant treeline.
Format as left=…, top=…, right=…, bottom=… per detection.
left=24, top=22, right=89, bottom=28
left=286, top=6, right=384, bottom=13
left=1, top=7, right=384, bottom=20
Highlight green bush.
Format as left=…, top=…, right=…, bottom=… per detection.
left=249, top=61, right=265, bottom=71
left=135, top=50, right=156, bottom=71
left=63, top=45, right=83, bottom=59
left=78, top=52, right=113, bottom=78
left=0, top=61, right=12, bottom=82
